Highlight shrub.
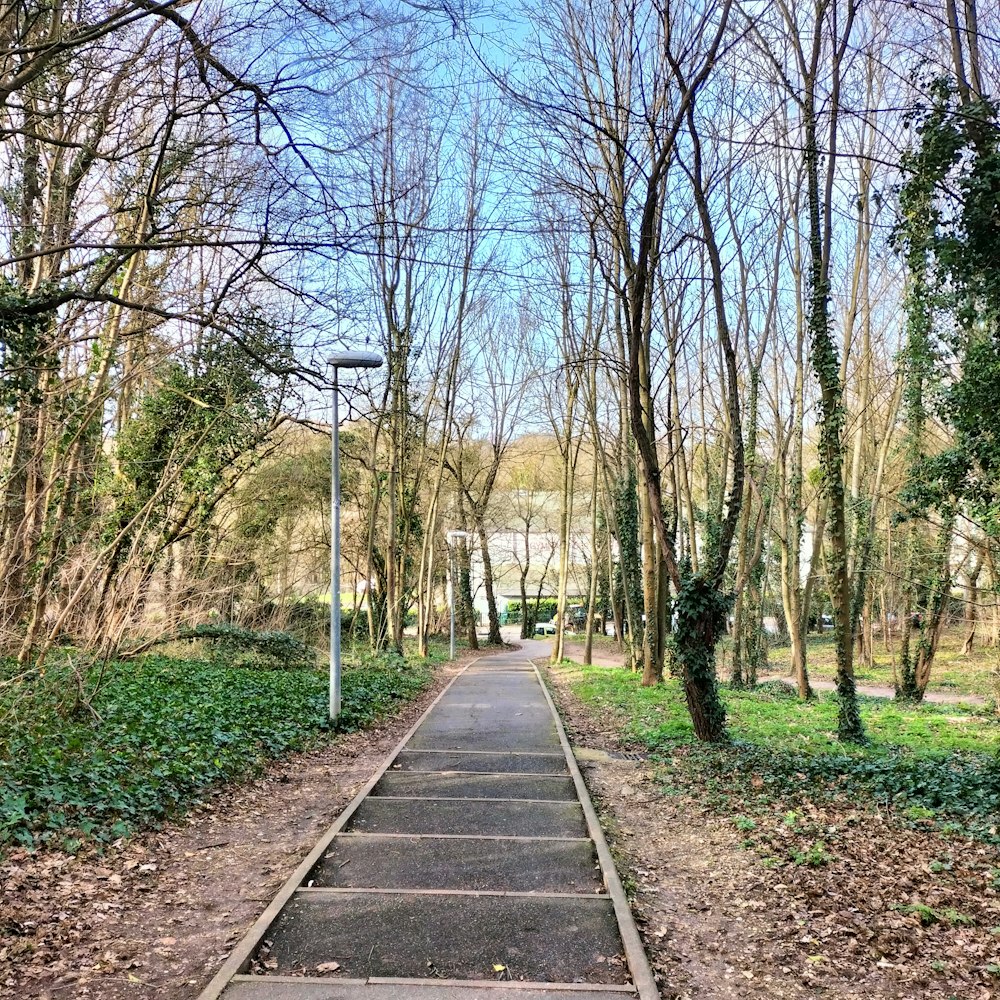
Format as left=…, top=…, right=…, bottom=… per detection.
left=175, top=622, right=315, bottom=670
left=505, top=598, right=559, bottom=624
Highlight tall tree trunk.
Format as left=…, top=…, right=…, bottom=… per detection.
left=963, top=556, right=982, bottom=655
left=583, top=442, right=600, bottom=665
left=476, top=521, right=502, bottom=645
left=801, top=0, right=864, bottom=741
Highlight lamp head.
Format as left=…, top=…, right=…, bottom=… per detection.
left=328, top=351, right=384, bottom=369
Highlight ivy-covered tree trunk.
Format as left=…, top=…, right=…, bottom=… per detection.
left=802, top=25, right=865, bottom=743
left=457, top=536, right=478, bottom=652
left=0, top=379, right=44, bottom=640
left=665, top=85, right=745, bottom=744
left=963, top=557, right=982, bottom=656
left=612, top=468, right=643, bottom=671
left=899, top=518, right=954, bottom=701
left=777, top=281, right=813, bottom=700
left=551, top=379, right=579, bottom=666
left=583, top=447, right=600, bottom=665
left=893, top=104, right=965, bottom=702
left=735, top=562, right=767, bottom=688
left=476, top=521, right=502, bottom=645
left=518, top=564, right=532, bottom=640
left=731, top=367, right=763, bottom=689
left=638, top=481, right=661, bottom=685
left=675, top=574, right=729, bottom=743
left=366, top=547, right=391, bottom=652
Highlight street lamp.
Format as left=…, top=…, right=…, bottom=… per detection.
left=329, top=350, right=383, bottom=721
left=446, top=530, right=473, bottom=659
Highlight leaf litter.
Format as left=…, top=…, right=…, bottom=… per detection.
left=0, top=664, right=461, bottom=1000
left=545, top=664, right=1000, bottom=1000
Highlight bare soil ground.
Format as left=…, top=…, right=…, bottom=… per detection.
left=0, top=659, right=466, bottom=1000
left=544, top=664, right=1000, bottom=1000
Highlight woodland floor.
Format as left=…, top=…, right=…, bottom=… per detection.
left=5, top=645, right=999, bottom=1000
left=544, top=662, right=1000, bottom=1000
left=559, top=636, right=989, bottom=705
left=0, top=659, right=466, bottom=1000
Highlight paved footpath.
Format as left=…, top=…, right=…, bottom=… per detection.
left=199, top=648, right=658, bottom=1000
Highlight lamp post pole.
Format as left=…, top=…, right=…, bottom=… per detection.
left=446, top=530, right=473, bottom=659
left=329, top=351, right=383, bottom=722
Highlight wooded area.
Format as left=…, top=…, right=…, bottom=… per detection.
left=1, top=0, right=998, bottom=748
left=4, top=6, right=1000, bottom=998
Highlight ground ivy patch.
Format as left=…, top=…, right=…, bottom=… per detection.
left=0, top=653, right=430, bottom=852
left=560, top=662, right=1000, bottom=839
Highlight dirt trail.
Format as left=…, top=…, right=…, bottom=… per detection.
left=758, top=673, right=987, bottom=705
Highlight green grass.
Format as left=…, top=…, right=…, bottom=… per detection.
left=764, top=627, right=1000, bottom=698
left=560, top=662, right=1000, bottom=837
left=562, top=631, right=621, bottom=644
left=0, top=651, right=432, bottom=854
left=399, top=635, right=457, bottom=663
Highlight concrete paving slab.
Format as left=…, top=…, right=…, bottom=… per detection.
left=432, top=695, right=547, bottom=711
left=461, top=660, right=538, bottom=680
left=431, top=698, right=547, bottom=706
left=427, top=704, right=551, bottom=720
left=443, top=673, right=541, bottom=686
left=430, top=700, right=551, bottom=713
left=457, top=675, right=537, bottom=682
left=407, top=714, right=560, bottom=752
left=199, top=651, right=658, bottom=1000
left=309, top=834, right=602, bottom=892
left=222, top=980, right=636, bottom=1000
left=466, top=653, right=535, bottom=674
left=392, top=751, right=568, bottom=775
left=428, top=702, right=553, bottom=720
left=435, top=700, right=545, bottom=710
left=413, top=702, right=552, bottom=716
left=372, top=772, right=576, bottom=801
left=447, top=667, right=539, bottom=679
left=345, top=798, right=587, bottom=838
left=446, top=671, right=539, bottom=678
left=458, top=673, right=536, bottom=681
left=463, top=663, right=535, bottom=670
left=258, top=892, right=629, bottom=983
left=444, top=691, right=542, bottom=702
left=433, top=696, right=547, bottom=710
